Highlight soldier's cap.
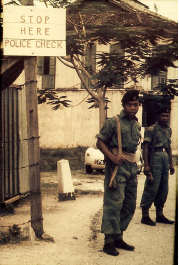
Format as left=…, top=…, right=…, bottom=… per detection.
left=121, top=89, right=139, bottom=106
left=157, top=104, right=171, bottom=114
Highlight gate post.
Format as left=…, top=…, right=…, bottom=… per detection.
left=24, top=57, right=44, bottom=237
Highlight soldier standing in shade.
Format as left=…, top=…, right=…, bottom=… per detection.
left=140, top=105, right=175, bottom=226
left=96, top=90, right=141, bottom=256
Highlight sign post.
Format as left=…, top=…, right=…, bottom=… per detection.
left=3, top=4, right=66, bottom=240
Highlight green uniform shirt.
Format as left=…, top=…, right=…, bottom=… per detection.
left=144, top=122, right=172, bottom=149
left=97, top=110, right=141, bottom=235
left=96, top=110, right=141, bottom=155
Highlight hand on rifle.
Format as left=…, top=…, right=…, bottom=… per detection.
left=144, top=166, right=154, bottom=184
left=112, top=153, right=125, bottom=166
left=108, top=154, right=124, bottom=190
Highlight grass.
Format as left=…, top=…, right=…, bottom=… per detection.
left=40, top=146, right=88, bottom=171
left=40, top=147, right=178, bottom=172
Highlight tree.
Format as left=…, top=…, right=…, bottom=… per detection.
left=41, top=0, right=178, bottom=128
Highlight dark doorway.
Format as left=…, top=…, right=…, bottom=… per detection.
left=141, top=94, right=172, bottom=127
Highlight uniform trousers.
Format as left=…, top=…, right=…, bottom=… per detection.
left=140, top=151, right=169, bottom=212
left=101, top=160, right=138, bottom=244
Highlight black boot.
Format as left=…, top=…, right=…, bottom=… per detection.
left=156, top=208, right=174, bottom=224
left=115, top=239, right=135, bottom=251
left=141, top=216, right=156, bottom=226
left=114, top=232, right=135, bottom=251
left=103, top=243, right=119, bottom=256
left=141, top=207, right=156, bottom=226
left=156, top=215, right=175, bottom=224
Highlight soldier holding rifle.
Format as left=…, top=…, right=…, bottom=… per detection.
left=96, top=90, right=141, bottom=256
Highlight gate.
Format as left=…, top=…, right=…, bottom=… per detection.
left=0, top=86, right=20, bottom=202
left=0, top=85, right=30, bottom=204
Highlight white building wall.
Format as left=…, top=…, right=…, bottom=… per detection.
left=55, top=58, right=81, bottom=89
left=38, top=88, right=177, bottom=154
left=13, top=49, right=178, bottom=153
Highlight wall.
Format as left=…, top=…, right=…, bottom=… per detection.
left=13, top=52, right=178, bottom=153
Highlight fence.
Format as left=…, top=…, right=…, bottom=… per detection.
left=0, top=85, right=30, bottom=204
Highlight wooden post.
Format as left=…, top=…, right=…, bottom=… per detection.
left=0, top=86, right=4, bottom=202
left=22, top=0, right=54, bottom=242
left=24, top=57, right=44, bottom=237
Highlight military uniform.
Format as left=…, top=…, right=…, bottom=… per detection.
left=96, top=110, right=141, bottom=243
left=140, top=122, right=172, bottom=212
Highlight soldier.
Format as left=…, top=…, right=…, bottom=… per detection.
left=96, top=90, right=141, bottom=256
left=140, top=105, right=175, bottom=226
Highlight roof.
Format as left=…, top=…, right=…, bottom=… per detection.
left=110, top=0, right=150, bottom=8
left=112, top=0, right=177, bottom=24
left=67, top=0, right=177, bottom=36
left=131, top=0, right=149, bottom=8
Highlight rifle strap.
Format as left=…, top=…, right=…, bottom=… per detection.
left=115, top=115, right=122, bottom=155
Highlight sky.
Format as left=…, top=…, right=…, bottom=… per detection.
left=141, top=0, right=178, bottom=21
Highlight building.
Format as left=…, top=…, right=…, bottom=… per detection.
left=0, top=0, right=178, bottom=203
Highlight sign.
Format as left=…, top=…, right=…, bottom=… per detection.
left=3, top=6, right=66, bottom=56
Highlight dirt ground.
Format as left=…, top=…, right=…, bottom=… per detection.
left=0, top=169, right=177, bottom=265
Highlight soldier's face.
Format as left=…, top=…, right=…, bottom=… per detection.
left=159, top=113, right=170, bottom=126
left=124, top=100, right=140, bottom=118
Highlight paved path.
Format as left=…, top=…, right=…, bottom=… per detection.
left=0, top=170, right=177, bottom=265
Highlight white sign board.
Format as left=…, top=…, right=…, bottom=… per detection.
left=3, top=6, right=66, bottom=56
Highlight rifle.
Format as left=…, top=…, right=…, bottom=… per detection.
left=109, top=116, right=122, bottom=188
left=108, top=116, right=137, bottom=188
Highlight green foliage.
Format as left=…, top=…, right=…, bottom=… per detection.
left=95, top=52, right=138, bottom=87
left=44, top=0, right=71, bottom=7
left=141, top=39, right=178, bottom=75
left=153, top=79, right=178, bottom=98
left=38, top=88, right=71, bottom=110
left=86, top=96, right=110, bottom=109
left=66, top=35, right=84, bottom=56
left=41, top=0, right=178, bottom=112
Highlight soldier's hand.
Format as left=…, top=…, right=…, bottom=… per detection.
left=147, top=173, right=154, bottom=184
left=170, top=167, right=175, bottom=175
left=144, top=166, right=151, bottom=176
left=144, top=166, right=153, bottom=184
left=112, top=154, right=125, bottom=165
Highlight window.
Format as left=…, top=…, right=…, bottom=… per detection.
left=43, top=57, right=50, bottom=75
left=81, top=43, right=96, bottom=89
left=110, top=43, right=124, bottom=89
left=151, top=71, right=167, bottom=90
left=37, top=57, right=56, bottom=89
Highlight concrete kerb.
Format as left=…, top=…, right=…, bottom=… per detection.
left=40, top=171, right=104, bottom=196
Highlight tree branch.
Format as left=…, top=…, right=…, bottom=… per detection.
left=79, top=12, right=86, bottom=38
left=71, top=56, right=98, bottom=101
left=73, top=54, right=96, bottom=86
left=57, top=56, right=75, bottom=69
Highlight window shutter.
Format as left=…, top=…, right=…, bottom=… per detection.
left=37, top=57, right=44, bottom=75
left=151, top=71, right=167, bottom=90
left=41, top=57, right=56, bottom=89
left=81, top=44, right=96, bottom=89
left=49, top=57, right=56, bottom=75
left=110, top=43, right=124, bottom=88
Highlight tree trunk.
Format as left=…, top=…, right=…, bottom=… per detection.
left=98, top=87, right=106, bottom=129
left=99, top=99, right=106, bottom=129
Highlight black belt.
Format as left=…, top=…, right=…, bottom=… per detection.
left=153, top=147, right=166, bottom=152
